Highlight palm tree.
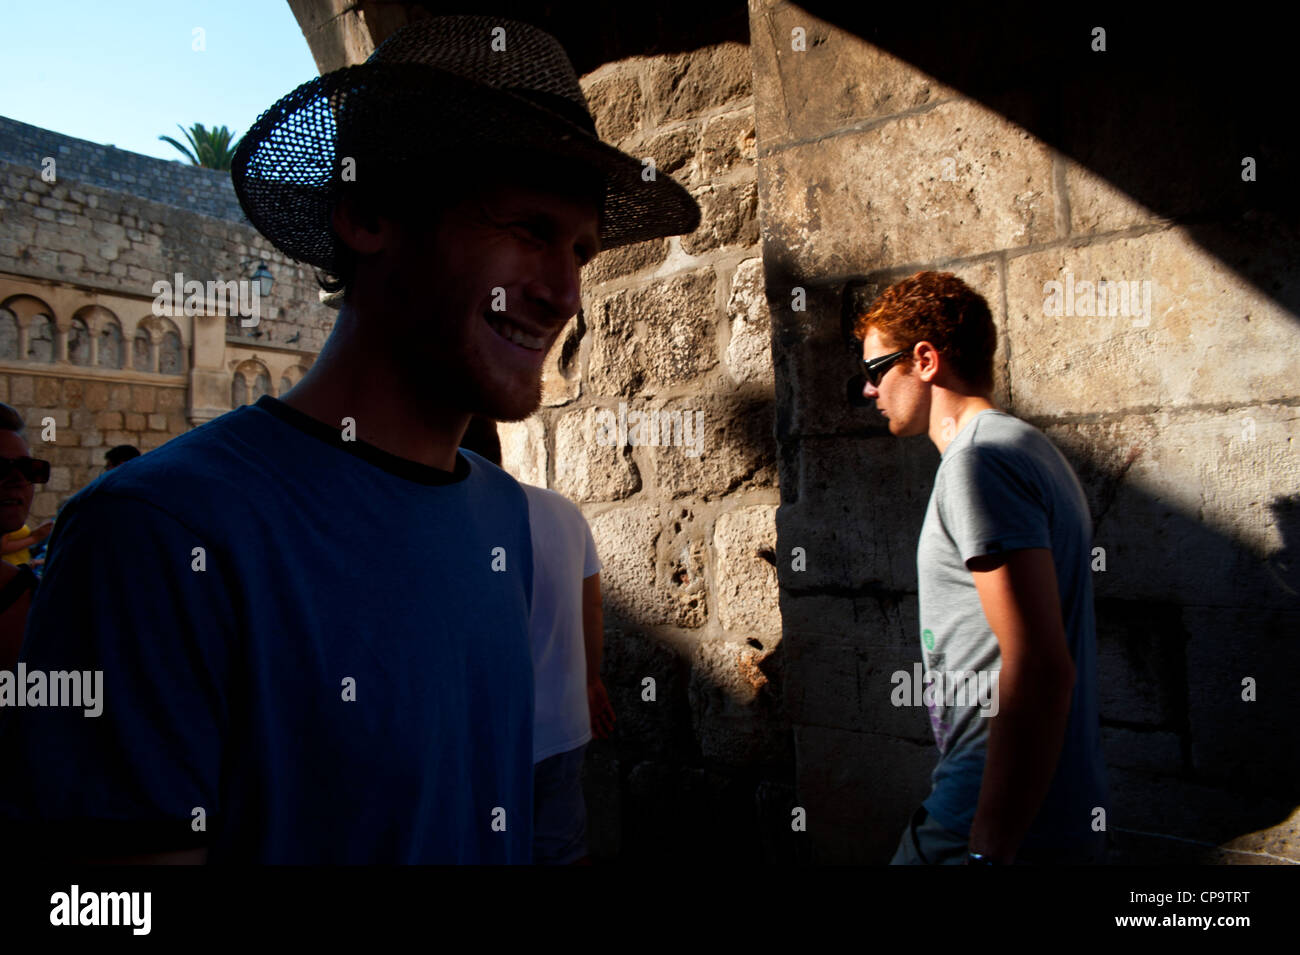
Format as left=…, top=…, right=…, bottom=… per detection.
left=159, top=123, right=241, bottom=170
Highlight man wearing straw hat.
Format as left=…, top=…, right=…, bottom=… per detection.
left=0, top=15, right=697, bottom=864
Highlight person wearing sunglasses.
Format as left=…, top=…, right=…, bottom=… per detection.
left=855, top=271, right=1108, bottom=866
left=0, top=403, right=49, bottom=670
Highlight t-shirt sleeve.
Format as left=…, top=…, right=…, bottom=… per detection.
left=581, top=515, right=601, bottom=579
left=937, top=444, right=1051, bottom=565
left=0, top=487, right=234, bottom=856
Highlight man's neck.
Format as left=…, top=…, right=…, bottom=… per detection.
left=929, top=388, right=996, bottom=455
left=278, top=310, right=469, bottom=472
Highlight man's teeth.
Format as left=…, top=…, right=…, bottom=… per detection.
left=487, top=315, right=545, bottom=350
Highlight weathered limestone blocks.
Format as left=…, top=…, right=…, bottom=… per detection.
left=586, top=267, right=718, bottom=396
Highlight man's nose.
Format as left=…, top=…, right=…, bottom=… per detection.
left=862, top=378, right=879, bottom=399
left=526, top=246, right=583, bottom=322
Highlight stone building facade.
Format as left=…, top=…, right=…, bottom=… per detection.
left=0, top=116, right=331, bottom=519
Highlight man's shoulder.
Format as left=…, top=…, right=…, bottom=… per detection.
left=521, top=483, right=588, bottom=527
left=76, top=406, right=277, bottom=521
left=945, top=412, right=1054, bottom=470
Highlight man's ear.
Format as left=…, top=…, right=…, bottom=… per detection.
left=914, top=341, right=941, bottom=383
left=331, top=194, right=396, bottom=256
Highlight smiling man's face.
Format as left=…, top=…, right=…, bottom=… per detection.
left=379, top=180, right=600, bottom=423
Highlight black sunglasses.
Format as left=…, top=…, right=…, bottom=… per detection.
left=860, top=349, right=909, bottom=387
left=0, top=456, right=51, bottom=484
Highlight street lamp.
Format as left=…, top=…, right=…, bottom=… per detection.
left=251, top=261, right=273, bottom=297
left=239, top=258, right=274, bottom=297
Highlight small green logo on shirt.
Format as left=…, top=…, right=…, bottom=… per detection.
left=922, top=628, right=936, bottom=651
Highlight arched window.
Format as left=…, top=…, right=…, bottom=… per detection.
left=99, top=321, right=123, bottom=369
left=160, top=330, right=183, bottom=374
left=27, top=315, right=55, bottom=362
left=0, top=309, right=17, bottom=360
left=132, top=331, right=151, bottom=372
left=67, top=317, right=91, bottom=366
left=232, top=374, right=247, bottom=407
left=251, top=371, right=270, bottom=401
left=279, top=376, right=292, bottom=395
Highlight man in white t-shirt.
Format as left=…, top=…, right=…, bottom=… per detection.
left=461, top=418, right=615, bottom=864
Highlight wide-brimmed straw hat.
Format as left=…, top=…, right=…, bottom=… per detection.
left=231, top=15, right=701, bottom=273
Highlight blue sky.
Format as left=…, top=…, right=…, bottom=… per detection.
left=0, top=0, right=320, bottom=161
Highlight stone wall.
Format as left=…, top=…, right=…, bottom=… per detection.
left=0, top=117, right=247, bottom=223
left=0, top=155, right=333, bottom=354
left=0, top=121, right=328, bottom=515
left=750, top=2, right=1300, bottom=863
left=0, top=371, right=186, bottom=521
left=498, top=41, right=797, bottom=862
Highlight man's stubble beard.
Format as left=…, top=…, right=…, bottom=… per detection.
left=388, top=325, right=544, bottom=424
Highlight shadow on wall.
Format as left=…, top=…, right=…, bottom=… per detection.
left=763, top=289, right=1298, bottom=863
left=575, top=390, right=805, bottom=865
left=799, top=4, right=1300, bottom=321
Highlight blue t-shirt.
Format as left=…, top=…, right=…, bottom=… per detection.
left=0, top=396, right=535, bottom=863
left=917, top=410, right=1109, bottom=847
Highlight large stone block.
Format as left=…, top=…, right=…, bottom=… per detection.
left=60, top=379, right=83, bottom=409
left=1065, top=160, right=1165, bottom=235
left=600, top=627, right=693, bottom=760
left=1043, top=404, right=1299, bottom=610
left=34, top=377, right=60, bottom=405
left=648, top=394, right=777, bottom=500
left=646, top=42, right=751, bottom=125
left=1094, top=599, right=1188, bottom=728
left=129, top=386, right=156, bottom=414
left=581, top=237, right=668, bottom=285
left=700, top=109, right=756, bottom=181
left=793, top=723, right=934, bottom=863
left=580, top=68, right=643, bottom=146
left=589, top=503, right=705, bottom=629
left=553, top=405, right=641, bottom=503
left=1101, top=727, right=1184, bottom=775
left=679, top=177, right=758, bottom=255
left=155, top=388, right=185, bottom=412
left=497, top=415, right=546, bottom=488
left=760, top=99, right=1056, bottom=276
left=724, top=257, right=774, bottom=387
left=83, top=381, right=109, bottom=412
left=106, top=384, right=131, bottom=411
left=637, top=126, right=699, bottom=183
left=784, top=634, right=933, bottom=743
left=1185, top=607, right=1300, bottom=793
left=749, top=4, right=958, bottom=146
left=1006, top=228, right=1300, bottom=415
left=587, top=267, right=718, bottom=396
left=778, top=591, right=919, bottom=647
left=776, top=434, right=938, bottom=593
left=689, top=635, right=788, bottom=769
left=712, top=503, right=780, bottom=634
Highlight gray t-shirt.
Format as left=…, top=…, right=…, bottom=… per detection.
left=916, top=409, right=1108, bottom=846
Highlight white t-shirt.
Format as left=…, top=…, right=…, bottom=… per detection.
left=524, top=485, right=602, bottom=763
